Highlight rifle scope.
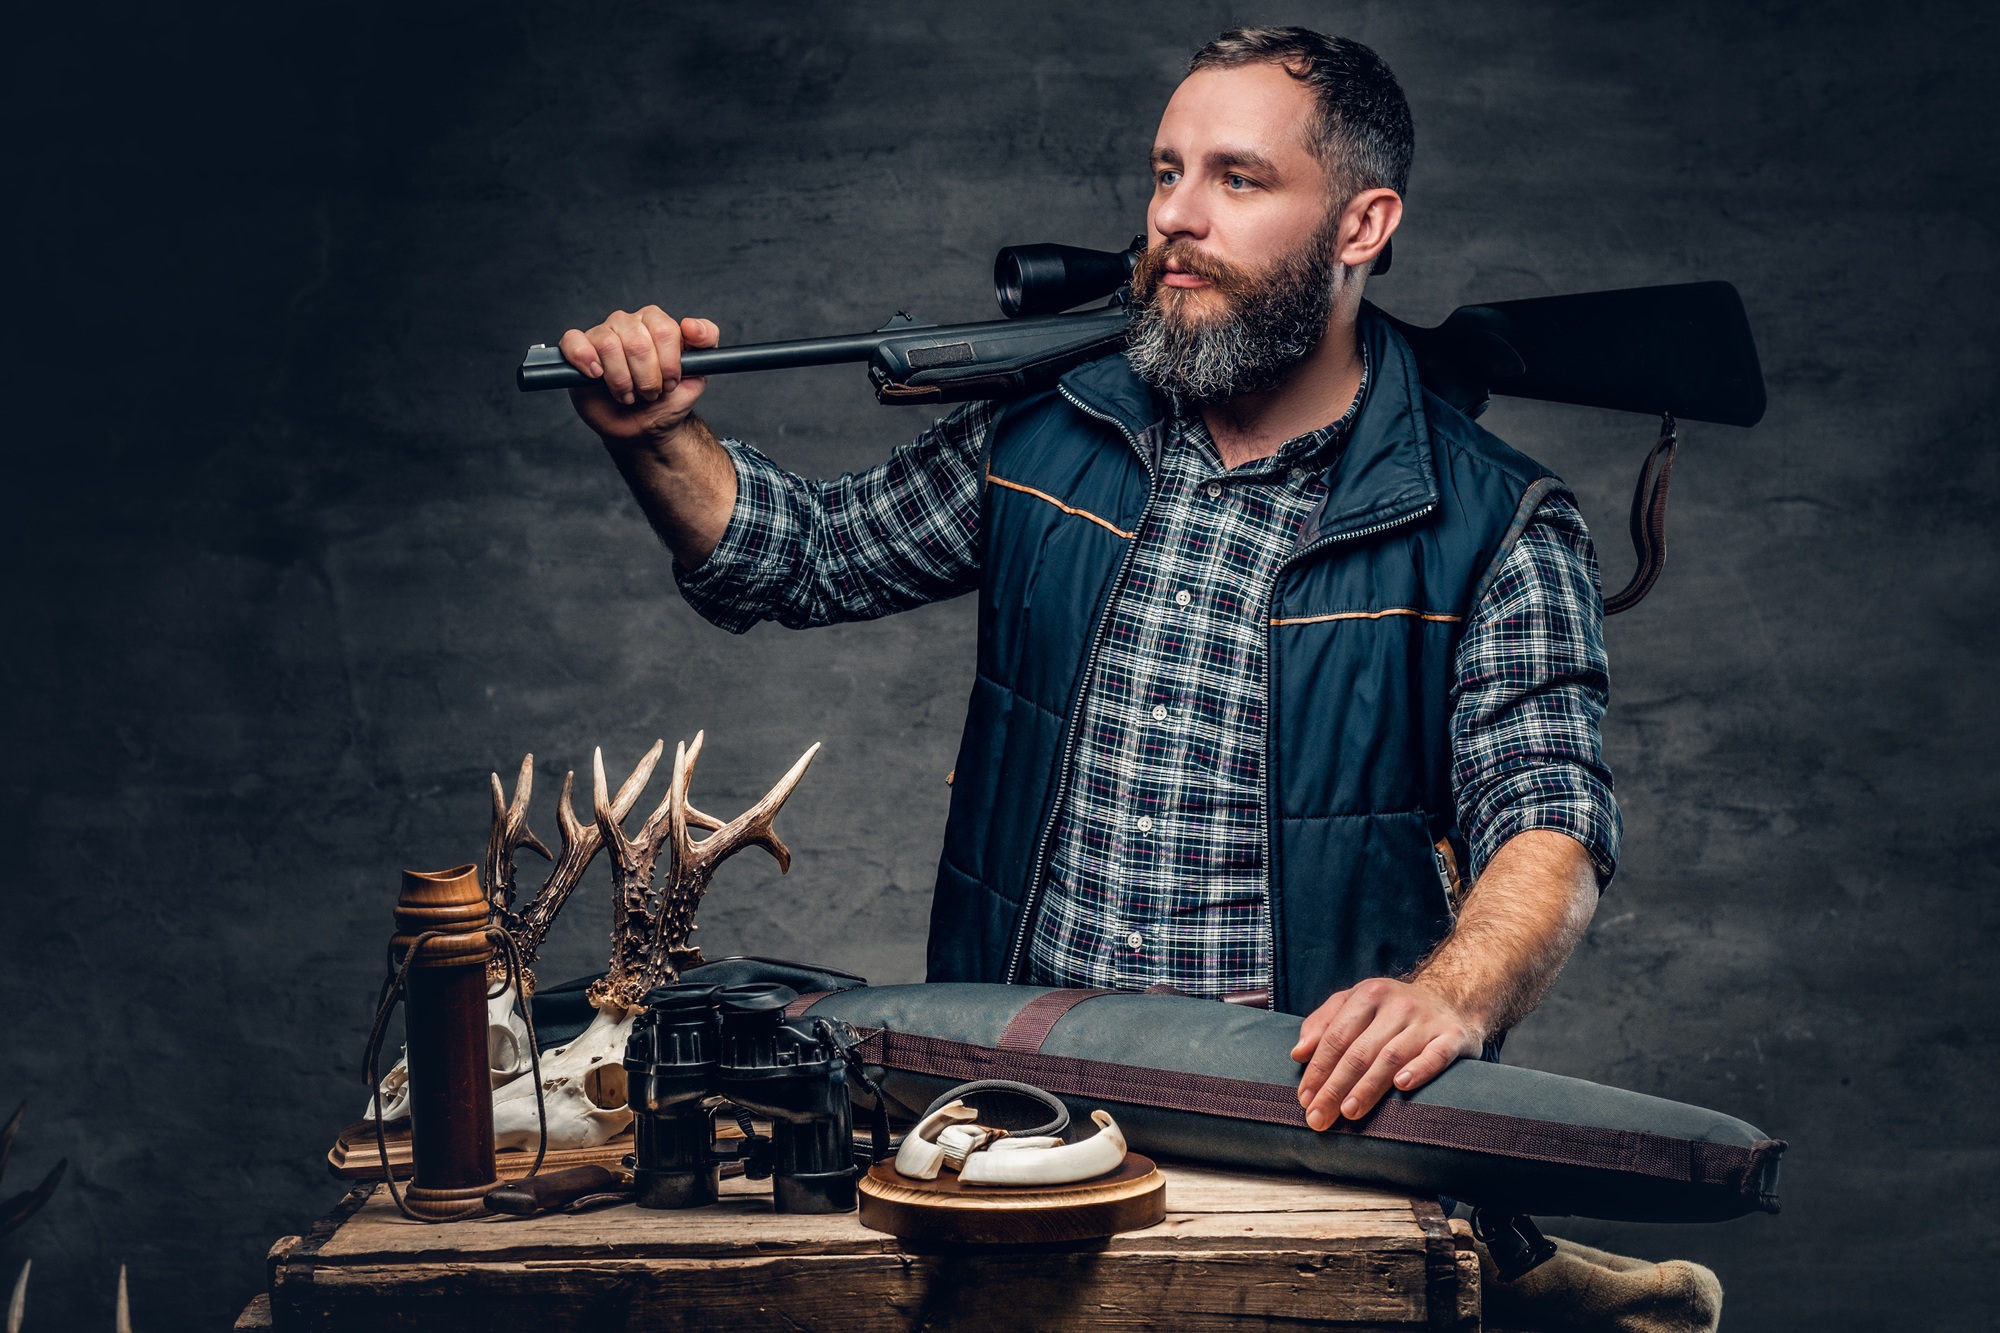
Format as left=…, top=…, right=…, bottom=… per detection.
left=993, top=238, right=1144, bottom=318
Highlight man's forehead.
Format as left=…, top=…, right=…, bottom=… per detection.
left=1153, top=63, right=1321, bottom=169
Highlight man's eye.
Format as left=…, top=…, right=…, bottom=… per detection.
left=1225, top=174, right=1253, bottom=190
left=1158, top=169, right=1181, bottom=187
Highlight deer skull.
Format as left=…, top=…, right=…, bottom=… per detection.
left=491, top=1004, right=635, bottom=1151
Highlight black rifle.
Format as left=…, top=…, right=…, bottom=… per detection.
left=516, top=240, right=1766, bottom=610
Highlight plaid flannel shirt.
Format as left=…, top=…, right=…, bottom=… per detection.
left=676, top=392, right=1620, bottom=996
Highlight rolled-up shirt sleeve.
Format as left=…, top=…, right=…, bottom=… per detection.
left=1450, top=492, right=1622, bottom=887
left=673, top=399, right=994, bottom=633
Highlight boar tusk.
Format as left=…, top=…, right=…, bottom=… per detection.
left=936, top=1123, right=1003, bottom=1170
left=894, top=1102, right=979, bottom=1180
left=957, top=1110, right=1126, bottom=1186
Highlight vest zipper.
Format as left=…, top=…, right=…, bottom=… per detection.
left=1001, top=383, right=1159, bottom=983
left=1259, top=500, right=1438, bottom=1011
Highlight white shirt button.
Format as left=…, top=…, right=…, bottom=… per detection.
left=1150, top=704, right=1168, bottom=721
left=1135, top=815, right=1154, bottom=833
left=1289, top=466, right=1305, bottom=482
left=1126, top=931, right=1145, bottom=950
left=1205, top=482, right=1222, bottom=498
left=1175, top=589, right=1192, bottom=607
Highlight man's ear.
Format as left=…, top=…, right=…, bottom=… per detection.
left=1335, top=187, right=1403, bottom=272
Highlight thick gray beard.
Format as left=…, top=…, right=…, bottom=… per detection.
left=1125, top=246, right=1351, bottom=404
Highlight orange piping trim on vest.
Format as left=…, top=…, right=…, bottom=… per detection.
left=1269, top=608, right=1464, bottom=627
left=985, top=470, right=1135, bottom=540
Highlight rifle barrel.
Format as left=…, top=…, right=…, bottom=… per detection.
left=518, top=311, right=1129, bottom=392
left=518, top=331, right=891, bottom=390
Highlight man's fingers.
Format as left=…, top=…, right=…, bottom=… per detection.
left=1298, top=989, right=1385, bottom=1103
left=562, top=307, right=703, bottom=411
left=1296, top=992, right=1376, bottom=1104
left=610, top=310, right=663, bottom=403
left=589, top=324, right=634, bottom=403
left=1294, top=979, right=1482, bottom=1131
left=1335, top=1025, right=1434, bottom=1121
left=1391, top=1034, right=1462, bottom=1094
left=558, top=329, right=603, bottom=379
left=1291, top=988, right=1349, bottom=1062
left=1297, top=1024, right=1357, bottom=1103
left=638, top=306, right=684, bottom=397
left=1304, top=1013, right=1402, bottom=1129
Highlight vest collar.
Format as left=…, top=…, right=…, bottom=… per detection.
left=1054, top=347, right=1170, bottom=468
left=1055, top=305, right=1439, bottom=544
left=1314, top=304, right=1440, bottom=541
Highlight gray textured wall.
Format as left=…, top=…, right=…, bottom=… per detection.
left=4, top=2, right=1994, bottom=1328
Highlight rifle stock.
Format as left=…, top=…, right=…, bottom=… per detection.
left=1383, top=282, right=1766, bottom=428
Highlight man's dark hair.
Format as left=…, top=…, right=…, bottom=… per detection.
left=1189, top=27, right=1414, bottom=200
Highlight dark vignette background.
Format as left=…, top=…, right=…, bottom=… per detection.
left=4, top=2, right=1995, bottom=1328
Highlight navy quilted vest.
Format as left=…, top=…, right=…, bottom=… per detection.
left=927, top=307, right=1566, bottom=1016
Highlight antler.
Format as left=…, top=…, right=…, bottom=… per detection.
left=591, top=744, right=669, bottom=1010
left=642, top=732, right=822, bottom=988
left=494, top=745, right=663, bottom=993
left=485, top=754, right=552, bottom=923
left=584, top=741, right=713, bottom=1011
left=484, top=734, right=818, bottom=1014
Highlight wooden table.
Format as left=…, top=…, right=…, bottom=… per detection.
left=243, top=1164, right=1480, bottom=1331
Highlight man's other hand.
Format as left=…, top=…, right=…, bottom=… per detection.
left=1290, top=978, right=1484, bottom=1129
left=559, top=308, right=720, bottom=445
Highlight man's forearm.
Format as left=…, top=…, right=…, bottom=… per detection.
left=605, top=414, right=739, bottom=569
left=1291, top=827, right=1598, bottom=1127
left=671, top=401, right=992, bottom=635
left=1407, top=828, right=1598, bottom=1038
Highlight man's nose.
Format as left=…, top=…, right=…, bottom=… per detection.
left=1150, top=184, right=1210, bottom=244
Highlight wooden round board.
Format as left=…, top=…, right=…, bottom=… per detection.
left=856, top=1153, right=1165, bottom=1245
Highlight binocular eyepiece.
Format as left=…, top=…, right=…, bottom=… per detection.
left=623, top=981, right=859, bottom=1214
left=994, top=237, right=1144, bottom=319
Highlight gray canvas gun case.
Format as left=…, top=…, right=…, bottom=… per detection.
left=792, top=980, right=1781, bottom=1224
left=540, top=961, right=1784, bottom=1224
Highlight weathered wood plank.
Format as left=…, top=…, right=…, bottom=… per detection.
left=319, top=1210, right=1425, bottom=1265
left=275, top=1166, right=1477, bottom=1331
left=284, top=1251, right=1435, bottom=1332
left=1142, top=1167, right=1417, bottom=1215
left=1447, top=1218, right=1486, bottom=1329
left=1139, top=1213, right=1430, bottom=1245
left=320, top=1167, right=1421, bottom=1262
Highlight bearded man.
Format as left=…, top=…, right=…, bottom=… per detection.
left=557, top=27, right=1618, bottom=1129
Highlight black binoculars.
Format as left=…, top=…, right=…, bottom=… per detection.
left=622, top=981, right=860, bottom=1214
